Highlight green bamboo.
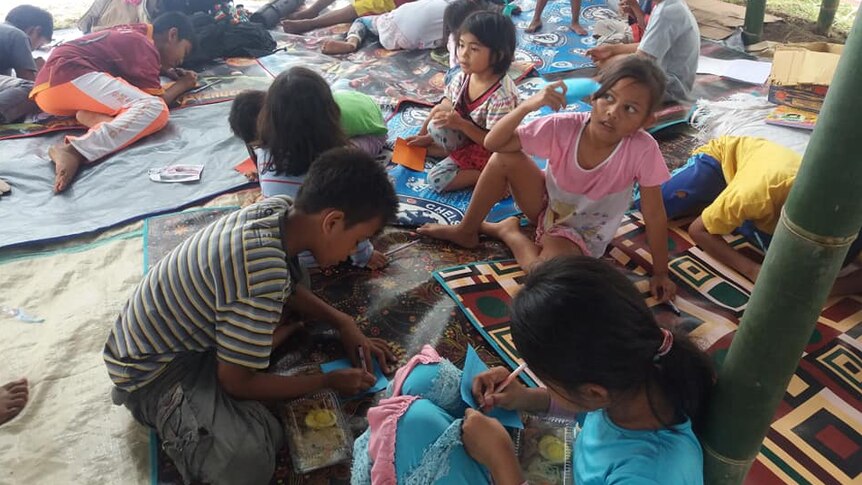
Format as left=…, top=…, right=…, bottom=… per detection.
left=816, top=0, right=840, bottom=35
left=702, top=11, right=862, bottom=485
left=742, top=0, right=767, bottom=44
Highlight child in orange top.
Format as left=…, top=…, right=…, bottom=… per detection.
left=30, top=12, right=197, bottom=193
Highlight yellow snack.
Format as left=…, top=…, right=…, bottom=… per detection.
left=538, top=435, right=566, bottom=463
left=305, top=409, right=337, bottom=429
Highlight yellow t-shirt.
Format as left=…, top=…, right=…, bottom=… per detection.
left=698, top=136, right=802, bottom=235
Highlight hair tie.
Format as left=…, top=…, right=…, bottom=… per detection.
left=654, top=328, right=673, bottom=361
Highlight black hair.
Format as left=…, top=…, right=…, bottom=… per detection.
left=152, top=11, right=196, bottom=46
left=295, top=147, right=398, bottom=227
left=442, top=0, right=492, bottom=50
left=257, top=67, right=347, bottom=177
left=5, top=5, right=53, bottom=41
left=592, top=56, right=667, bottom=113
left=229, top=90, right=266, bottom=144
left=457, top=10, right=516, bottom=75
left=511, top=256, right=715, bottom=432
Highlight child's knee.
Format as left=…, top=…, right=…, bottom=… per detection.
left=427, top=160, right=459, bottom=192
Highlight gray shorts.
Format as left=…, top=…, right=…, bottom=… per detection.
left=0, top=75, right=38, bottom=124
left=113, top=352, right=285, bottom=485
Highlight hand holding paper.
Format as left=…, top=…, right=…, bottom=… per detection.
left=460, top=346, right=524, bottom=429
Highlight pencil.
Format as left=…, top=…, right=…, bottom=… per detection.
left=385, top=240, right=419, bottom=257
left=357, top=345, right=369, bottom=372
left=666, top=299, right=681, bottom=316
left=492, top=363, right=528, bottom=395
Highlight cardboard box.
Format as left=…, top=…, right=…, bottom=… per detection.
left=768, top=42, right=843, bottom=113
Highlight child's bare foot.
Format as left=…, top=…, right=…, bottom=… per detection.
left=570, top=21, right=588, bottom=35
left=417, top=223, right=480, bottom=248
left=75, top=110, right=113, bottom=128
left=282, top=19, right=313, bottom=34
left=287, top=7, right=315, bottom=20
left=481, top=216, right=521, bottom=241
left=366, top=250, right=388, bottom=270
left=321, top=39, right=359, bottom=55
left=0, top=378, right=28, bottom=426
left=525, top=18, right=543, bottom=33
left=48, top=143, right=86, bottom=194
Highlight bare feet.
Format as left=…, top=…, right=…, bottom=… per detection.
left=75, top=110, right=114, bottom=128
left=417, top=223, right=480, bottom=248
left=366, top=250, right=389, bottom=270
left=48, top=143, right=86, bottom=194
left=321, top=39, right=359, bottom=55
left=525, top=18, right=543, bottom=33
left=570, top=21, right=588, bottom=35
left=0, top=378, right=28, bottom=426
left=481, top=216, right=521, bottom=241
left=282, top=19, right=313, bottom=34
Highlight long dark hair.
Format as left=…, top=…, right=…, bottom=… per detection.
left=442, top=0, right=492, bottom=53
left=457, top=10, right=516, bottom=75
left=257, top=67, right=347, bottom=176
left=592, top=56, right=667, bottom=113
left=511, top=256, right=714, bottom=431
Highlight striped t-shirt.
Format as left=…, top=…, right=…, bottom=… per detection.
left=104, top=196, right=296, bottom=391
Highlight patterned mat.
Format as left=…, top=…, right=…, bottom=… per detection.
left=434, top=212, right=862, bottom=484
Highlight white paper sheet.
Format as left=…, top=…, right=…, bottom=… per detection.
left=697, top=56, right=772, bottom=85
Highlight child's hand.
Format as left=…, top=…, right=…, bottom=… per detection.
left=177, top=71, right=198, bottom=91
left=462, top=408, right=517, bottom=468
left=650, top=273, right=677, bottom=303
left=339, top=324, right=397, bottom=373
left=524, top=81, right=567, bottom=112
left=431, top=109, right=466, bottom=130
left=587, top=44, right=616, bottom=62
left=366, top=250, right=389, bottom=270
left=325, top=368, right=376, bottom=396
left=406, top=134, right=434, bottom=147
left=472, top=366, right=530, bottom=411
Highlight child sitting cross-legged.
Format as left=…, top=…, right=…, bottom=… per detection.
left=227, top=67, right=389, bottom=269
left=420, top=56, right=676, bottom=302
left=352, top=256, right=714, bottom=484
left=105, top=147, right=399, bottom=485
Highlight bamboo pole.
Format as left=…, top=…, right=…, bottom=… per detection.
left=742, top=0, right=767, bottom=44
left=816, top=0, right=840, bottom=35
left=702, top=11, right=862, bottom=485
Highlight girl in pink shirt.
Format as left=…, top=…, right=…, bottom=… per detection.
left=420, top=56, right=676, bottom=301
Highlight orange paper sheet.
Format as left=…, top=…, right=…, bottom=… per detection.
left=233, top=157, right=257, bottom=176
left=393, top=138, right=427, bottom=172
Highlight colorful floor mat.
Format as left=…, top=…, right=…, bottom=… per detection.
left=511, top=0, right=610, bottom=75
left=434, top=213, right=862, bottom=484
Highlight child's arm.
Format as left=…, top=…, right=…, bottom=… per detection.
left=217, top=360, right=374, bottom=400
left=484, top=81, right=566, bottom=153
left=288, top=286, right=396, bottom=371
left=689, top=216, right=761, bottom=282
left=431, top=109, right=489, bottom=146
left=640, top=185, right=676, bottom=302
left=406, top=99, right=454, bottom=146
left=462, top=409, right=525, bottom=485
left=161, top=71, right=198, bottom=106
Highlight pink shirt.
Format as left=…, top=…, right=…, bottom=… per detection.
left=517, top=112, right=669, bottom=256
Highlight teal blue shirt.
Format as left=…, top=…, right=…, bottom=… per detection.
left=574, top=410, right=704, bottom=484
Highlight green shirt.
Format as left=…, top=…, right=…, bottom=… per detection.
left=333, top=90, right=388, bottom=137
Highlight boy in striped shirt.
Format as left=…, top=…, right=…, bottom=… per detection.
left=105, top=148, right=398, bottom=484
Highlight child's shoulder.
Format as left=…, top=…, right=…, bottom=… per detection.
left=624, top=128, right=661, bottom=151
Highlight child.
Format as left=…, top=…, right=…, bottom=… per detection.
left=321, top=0, right=452, bottom=55
left=526, top=0, right=587, bottom=34
left=0, top=5, right=53, bottom=123
left=586, top=0, right=698, bottom=103
left=660, top=135, right=862, bottom=296
left=407, top=10, right=519, bottom=192
left=0, top=378, right=28, bottom=426
left=105, top=147, right=399, bottom=484
left=228, top=68, right=389, bottom=269
left=30, top=12, right=199, bottom=193
left=352, top=256, right=713, bottom=484
left=281, top=0, right=414, bottom=34
left=420, top=56, right=676, bottom=301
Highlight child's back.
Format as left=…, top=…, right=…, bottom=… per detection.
left=637, top=0, right=699, bottom=101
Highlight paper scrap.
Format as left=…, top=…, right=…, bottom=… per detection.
left=148, top=164, right=204, bottom=183
left=460, top=345, right=524, bottom=429
left=393, top=138, right=427, bottom=172
left=697, top=57, right=772, bottom=85
left=321, top=357, right=389, bottom=399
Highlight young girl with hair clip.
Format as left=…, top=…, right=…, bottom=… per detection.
left=406, top=10, right=519, bottom=193
left=252, top=67, right=389, bottom=269
left=420, top=56, right=677, bottom=302
left=351, top=256, right=713, bottom=484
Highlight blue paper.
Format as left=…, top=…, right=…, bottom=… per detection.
left=460, top=345, right=524, bottom=429
left=537, top=78, right=601, bottom=105
left=321, top=358, right=389, bottom=399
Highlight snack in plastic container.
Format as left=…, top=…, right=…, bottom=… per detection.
left=513, top=413, right=577, bottom=485
left=283, top=390, right=353, bottom=473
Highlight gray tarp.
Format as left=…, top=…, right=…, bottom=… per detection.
left=0, top=102, right=250, bottom=249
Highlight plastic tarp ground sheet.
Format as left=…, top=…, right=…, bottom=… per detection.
left=0, top=102, right=250, bottom=249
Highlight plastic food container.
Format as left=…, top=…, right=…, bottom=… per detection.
left=513, top=413, right=578, bottom=485
left=282, top=390, right=353, bottom=473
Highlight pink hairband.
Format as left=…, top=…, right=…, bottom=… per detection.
left=654, top=328, right=673, bottom=361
